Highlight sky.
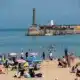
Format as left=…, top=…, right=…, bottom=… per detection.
left=0, top=0, right=80, bottom=28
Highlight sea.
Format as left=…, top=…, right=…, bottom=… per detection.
left=0, top=28, right=80, bottom=58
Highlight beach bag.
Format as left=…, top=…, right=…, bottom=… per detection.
left=24, top=73, right=31, bottom=78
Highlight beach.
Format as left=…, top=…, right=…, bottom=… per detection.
left=0, top=0, right=80, bottom=80
left=0, top=30, right=80, bottom=80
left=0, top=58, right=80, bottom=80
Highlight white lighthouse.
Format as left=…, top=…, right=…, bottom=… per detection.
left=50, top=20, right=54, bottom=26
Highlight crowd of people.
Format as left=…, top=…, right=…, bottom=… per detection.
left=0, top=48, right=80, bottom=80
left=0, top=52, right=42, bottom=78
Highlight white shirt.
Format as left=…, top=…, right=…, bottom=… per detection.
left=21, top=52, right=24, bottom=57
left=50, top=53, right=53, bottom=57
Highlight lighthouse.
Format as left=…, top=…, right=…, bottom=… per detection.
left=50, top=20, right=54, bottom=26
left=32, top=8, right=37, bottom=27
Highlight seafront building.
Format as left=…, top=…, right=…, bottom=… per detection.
left=74, top=25, right=80, bottom=34
left=39, top=25, right=75, bottom=35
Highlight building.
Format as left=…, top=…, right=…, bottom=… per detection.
left=74, top=25, right=80, bottom=34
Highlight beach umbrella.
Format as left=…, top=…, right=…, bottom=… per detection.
left=16, top=59, right=26, bottom=63
left=9, top=53, right=17, bottom=57
left=29, top=52, right=38, bottom=56
left=27, top=56, right=42, bottom=62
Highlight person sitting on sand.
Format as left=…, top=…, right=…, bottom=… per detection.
left=17, top=63, right=25, bottom=77
left=11, top=61, right=18, bottom=71
left=71, top=66, right=77, bottom=73
left=58, top=58, right=67, bottom=68
left=76, top=66, right=80, bottom=77
left=14, top=63, right=25, bottom=78
left=62, top=56, right=67, bottom=64
left=58, top=58, right=63, bottom=67
left=24, top=68, right=42, bottom=78
left=29, top=68, right=35, bottom=77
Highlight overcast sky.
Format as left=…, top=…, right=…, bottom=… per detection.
left=0, top=0, right=80, bottom=28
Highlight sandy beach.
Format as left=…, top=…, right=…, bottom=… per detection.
left=0, top=58, right=80, bottom=80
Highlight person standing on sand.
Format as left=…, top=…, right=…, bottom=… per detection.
left=20, top=48, right=24, bottom=59
left=49, top=52, right=53, bottom=60
left=25, top=52, right=28, bottom=59
left=64, top=48, right=71, bottom=67
left=42, top=52, right=45, bottom=60
left=21, top=53, right=24, bottom=59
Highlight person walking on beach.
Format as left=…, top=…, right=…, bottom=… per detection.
left=42, top=52, right=45, bottom=60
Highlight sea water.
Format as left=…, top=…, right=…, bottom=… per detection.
left=0, top=28, right=80, bottom=58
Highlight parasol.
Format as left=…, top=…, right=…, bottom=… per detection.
left=9, top=53, right=17, bottom=57
left=29, top=52, right=38, bottom=56
left=16, top=59, right=26, bottom=63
